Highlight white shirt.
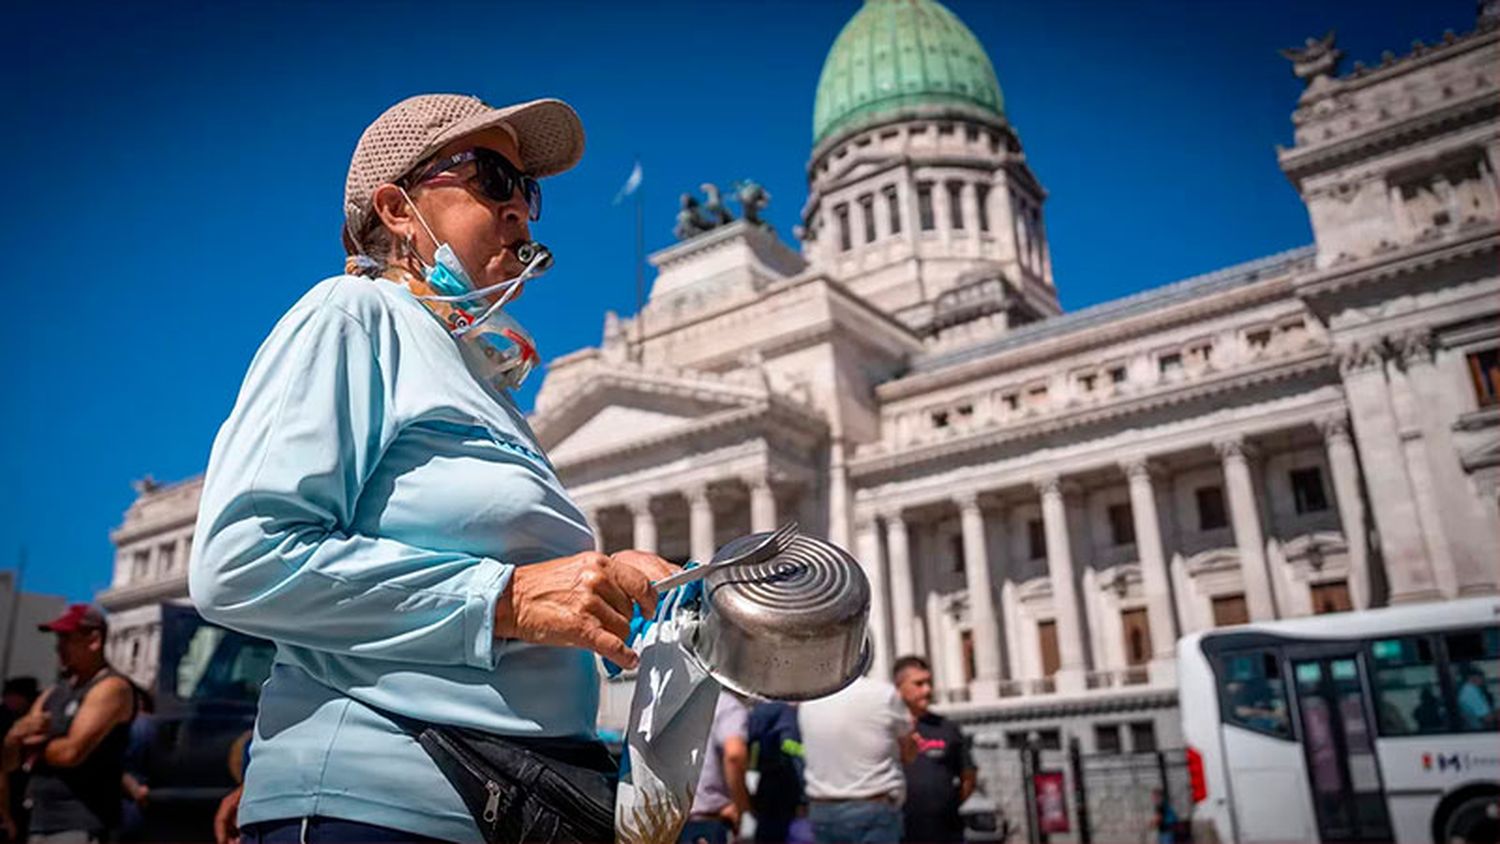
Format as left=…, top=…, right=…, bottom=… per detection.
left=798, top=676, right=910, bottom=803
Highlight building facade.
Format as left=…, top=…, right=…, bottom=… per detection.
left=101, top=0, right=1498, bottom=783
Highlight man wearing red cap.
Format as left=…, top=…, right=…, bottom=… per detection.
left=0, top=604, right=138, bottom=843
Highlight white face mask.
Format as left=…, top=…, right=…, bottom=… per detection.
left=398, top=189, right=553, bottom=390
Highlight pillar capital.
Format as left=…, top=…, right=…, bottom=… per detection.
left=1214, top=437, right=1258, bottom=462
left=879, top=506, right=908, bottom=525
left=624, top=494, right=659, bottom=516
left=1317, top=414, right=1353, bottom=445
left=1337, top=340, right=1387, bottom=375
left=1120, top=456, right=1160, bottom=482
left=1395, top=328, right=1436, bottom=368
left=1033, top=474, right=1076, bottom=498
left=953, top=490, right=983, bottom=513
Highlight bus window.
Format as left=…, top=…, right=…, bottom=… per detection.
left=1369, top=636, right=1447, bottom=735
left=1445, top=628, right=1499, bottom=732
left=1220, top=651, right=1291, bottom=738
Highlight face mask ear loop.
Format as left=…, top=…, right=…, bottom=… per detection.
left=451, top=251, right=549, bottom=337
left=399, top=187, right=442, bottom=270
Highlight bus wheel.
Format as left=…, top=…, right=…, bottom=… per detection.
left=1443, top=792, right=1500, bottom=844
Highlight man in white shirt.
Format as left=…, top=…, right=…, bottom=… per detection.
left=798, top=674, right=917, bottom=844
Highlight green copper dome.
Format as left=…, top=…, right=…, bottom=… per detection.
left=813, top=0, right=1004, bottom=147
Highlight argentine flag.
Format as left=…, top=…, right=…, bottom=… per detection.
left=613, top=160, right=643, bottom=205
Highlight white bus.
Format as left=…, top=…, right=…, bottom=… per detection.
left=1178, top=596, right=1499, bottom=843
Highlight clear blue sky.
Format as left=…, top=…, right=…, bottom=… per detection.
left=1, top=0, right=1475, bottom=601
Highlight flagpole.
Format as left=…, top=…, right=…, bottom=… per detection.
left=633, top=156, right=646, bottom=360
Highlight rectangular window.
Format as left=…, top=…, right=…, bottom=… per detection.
left=1158, top=352, right=1183, bottom=376
left=859, top=194, right=876, bottom=243
left=835, top=204, right=851, bottom=252
left=1107, top=503, right=1135, bottom=546
left=975, top=183, right=991, bottom=231
left=961, top=630, right=976, bottom=683
left=158, top=542, right=176, bottom=574
left=1027, top=518, right=1047, bottom=561
left=1129, top=720, right=1158, bottom=752
left=1446, top=627, right=1500, bottom=732
left=1002, top=393, right=1019, bottom=411
left=1077, top=373, right=1097, bottom=394
left=1038, top=620, right=1060, bottom=677
left=1196, top=485, right=1228, bottom=531
left=132, top=549, right=150, bottom=582
left=883, top=185, right=901, bottom=235
left=950, top=534, right=965, bottom=575
left=1247, top=328, right=1272, bottom=350
left=1026, top=385, right=1048, bottom=407
left=1370, top=635, right=1448, bottom=735
left=947, top=182, right=965, bottom=230
left=917, top=182, right=935, bottom=231
left=1469, top=348, right=1500, bottom=408
left=1218, top=650, right=1291, bottom=738
left=1311, top=581, right=1352, bottom=615
left=1094, top=723, right=1122, bottom=754
left=1121, top=608, right=1151, bottom=665
left=1109, top=366, right=1127, bottom=384
left=1290, top=466, right=1329, bottom=514
left=1211, top=594, right=1249, bottom=627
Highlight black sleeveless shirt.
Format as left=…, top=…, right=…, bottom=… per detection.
left=26, top=667, right=138, bottom=834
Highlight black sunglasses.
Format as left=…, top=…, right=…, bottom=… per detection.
left=407, top=148, right=542, bottom=221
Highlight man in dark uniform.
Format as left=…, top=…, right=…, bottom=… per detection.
left=1, top=605, right=138, bottom=843
left=894, top=655, right=976, bottom=844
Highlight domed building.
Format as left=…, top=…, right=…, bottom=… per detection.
left=100, top=1, right=1499, bottom=836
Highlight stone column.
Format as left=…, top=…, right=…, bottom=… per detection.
left=748, top=476, right=777, bottom=534
left=1319, top=417, right=1372, bottom=610
left=628, top=497, right=657, bottom=554
left=687, top=484, right=716, bottom=563
left=1036, top=476, right=1086, bottom=693
left=1338, top=341, right=1442, bottom=601
left=883, top=509, right=918, bottom=657
left=1216, top=438, right=1276, bottom=621
left=1391, top=331, right=1464, bottom=597
left=956, top=493, right=1002, bottom=700
left=586, top=508, right=605, bottom=552
left=1122, top=458, right=1179, bottom=683
left=854, top=516, right=892, bottom=680
left=828, top=439, right=852, bottom=549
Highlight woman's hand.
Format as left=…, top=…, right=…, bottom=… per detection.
left=495, top=550, right=678, bottom=668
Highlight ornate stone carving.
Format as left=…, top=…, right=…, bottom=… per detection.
left=1396, top=329, right=1436, bottom=367
left=733, top=180, right=772, bottom=229
left=1213, top=437, right=1255, bottom=461
left=700, top=183, right=734, bottom=227
left=1120, top=457, right=1157, bottom=481
left=1280, top=31, right=1343, bottom=88
left=1336, top=340, right=1386, bottom=375
left=1317, top=415, right=1353, bottom=444
left=1033, top=475, right=1062, bottom=497
left=953, top=490, right=982, bottom=511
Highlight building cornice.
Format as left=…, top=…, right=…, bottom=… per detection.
left=852, top=351, right=1335, bottom=479
left=1296, top=227, right=1500, bottom=299
left=940, top=686, right=1178, bottom=724
left=883, top=257, right=1307, bottom=401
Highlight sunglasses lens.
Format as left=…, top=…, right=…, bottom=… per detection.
left=474, top=150, right=541, bottom=221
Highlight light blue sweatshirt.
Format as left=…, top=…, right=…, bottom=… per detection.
left=189, top=275, right=597, bottom=842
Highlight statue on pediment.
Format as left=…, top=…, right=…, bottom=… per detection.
left=700, top=183, right=734, bottom=226
left=734, top=180, right=772, bottom=229
left=1280, top=30, right=1342, bottom=86
left=674, top=194, right=713, bottom=240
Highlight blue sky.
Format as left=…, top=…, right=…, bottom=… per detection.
left=1, top=0, right=1476, bottom=601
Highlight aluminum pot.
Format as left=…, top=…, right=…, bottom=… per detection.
left=685, top=531, right=871, bottom=700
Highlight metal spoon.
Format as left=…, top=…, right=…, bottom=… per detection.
left=652, top=522, right=800, bottom=592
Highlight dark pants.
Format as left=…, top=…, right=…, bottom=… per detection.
left=808, top=800, right=902, bottom=844
left=754, top=813, right=796, bottom=844
left=678, top=817, right=732, bottom=844
left=245, top=818, right=447, bottom=844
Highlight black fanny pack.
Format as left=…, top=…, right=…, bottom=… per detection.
left=378, top=708, right=617, bottom=844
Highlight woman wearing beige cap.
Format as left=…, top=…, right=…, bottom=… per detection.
left=189, top=93, right=676, bottom=843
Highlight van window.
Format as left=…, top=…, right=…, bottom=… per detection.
left=1369, top=636, right=1447, bottom=735
left=1220, top=651, right=1291, bottom=738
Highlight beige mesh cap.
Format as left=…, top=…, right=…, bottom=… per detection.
left=342, top=93, right=585, bottom=253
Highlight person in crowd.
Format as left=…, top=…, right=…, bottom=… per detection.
left=893, top=656, right=975, bottom=844
left=1412, top=686, right=1447, bottom=731
left=188, top=93, right=677, bottom=843
left=118, top=690, right=155, bottom=841
left=0, top=604, right=139, bottom=843
left=798, top=673, right=916, bottom=844
left=1149, top=787, right=1177, bottom=844
left=0, top=679, right=39, bottom=842
left=1456, top=665, right=1496, bottom=730
left=747, top=701, right=804, bottom=844
left=680, top=691, right=751, bottom=844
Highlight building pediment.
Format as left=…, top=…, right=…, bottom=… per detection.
left=530, top=355, right=832, bottom=471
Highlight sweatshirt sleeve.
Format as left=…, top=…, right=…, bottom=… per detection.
left=188, top=289, right=512, bottom=669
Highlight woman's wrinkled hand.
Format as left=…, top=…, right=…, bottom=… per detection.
left=495, top=550, right=679, bottom=668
